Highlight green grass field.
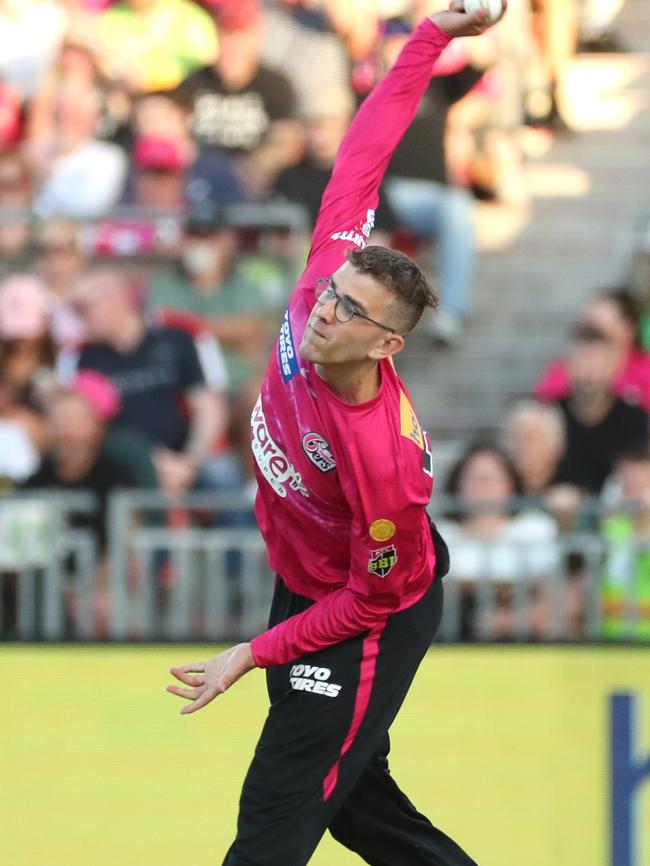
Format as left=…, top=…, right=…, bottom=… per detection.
left=2, top=645, right=649, bottom=866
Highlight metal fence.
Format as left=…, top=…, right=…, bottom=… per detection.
left=1, top=489, right=649, bottom=643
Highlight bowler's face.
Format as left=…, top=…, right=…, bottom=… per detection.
left=299, top=261, right=397, bottom=366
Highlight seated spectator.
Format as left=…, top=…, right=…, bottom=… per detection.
left=29, top=76, right=128, bottom=218
left=377, top=17, right=486, bottom=346
left=600, top=447, right=650, bottom=641
left=33, top=219, right=88, bottom=349
left=501, top=399, right=566, bottom=497
left=0, top=150, right=34, bottom=273
left=126, top=92, right=245, bottom=206
left=262, top=0, right=351, bottom=121
left=536, top=287, right=650, bottom=410
left=175, top=0, right=302, bottom=200
left=437, top=442, right=559, bottom=640
left=69, top=266, right=226, bottom=498
left=148, top=201, right=270, bottom=396
left=550, top=324, right=648, bottom=497
left=273, top=85, right=397, bottom=246
left=0, top=274, right=56, bottom=465
left=97, top=0, right=218, bottom=93
left=148, top=201, right=271, bottom=476
left=22, top=371, right=157, bottom=635
left=0, top=79, right=22, bottom=147
left=0, top=0, right=66, bottom=99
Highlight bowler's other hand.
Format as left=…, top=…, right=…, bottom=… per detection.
left=166, top=643, right=256, bottom=715
left=432, top=0, right=507, bottom=37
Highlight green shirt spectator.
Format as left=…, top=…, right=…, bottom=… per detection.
left=150, top=262, right=267, bottom=393
left=98, top=0, right=218, bottom=93
left=601, top=515, right=650, bottom=640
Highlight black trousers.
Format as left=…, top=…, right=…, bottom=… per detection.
left=222, top=574, right=477, bottom=866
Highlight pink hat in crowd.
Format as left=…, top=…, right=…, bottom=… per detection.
left=0, top=274, right=49, bottom=340
left=210, top=0, right=262, bottom=31
left=72, top=370, right=121, bottom=423
left=133, top=136, right=189, bottom=173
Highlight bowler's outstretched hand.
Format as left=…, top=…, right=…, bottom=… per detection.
left=167, top=643, right=256, bottom=715
left=432, top=0, right=507, bottom=37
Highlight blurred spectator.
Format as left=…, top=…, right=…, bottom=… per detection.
left=0, top=80, right=22, bottom=147
left=21, top=371, right=158, bottom=635
left=0, top=0, right=66, bottom=98
left=25, top=32, right=133, bottom=152
left=148, top=201, right=269, bottom=395
left=551, top=325, right=648, bottom=497
left=600, top=446, right=650, bottom=640
left=262, top=0, right=351, bottom=120
left=530, top=0, right=576, bottom=131
left=0, top=274, right=55, bottom=474
left=273, top=85, right=398, bottom=246
left=70, top=267, right=226, bottom=497
left=536, top=287, right=650, bottom=410
left=501, top=399, right=566, bottom=497
left=97, top=0, right=218, bottom=93
left=377, top=18, right=485, bottom=345
left=438, top=441, right=559, bottom=639
left=23, top=371, right=157, bottom=531
left=33, top=219, right=88, bottom=349
left=0, top=151, right=34, bottom=272
left=175, top=0, right=302, bottom=199
left=123, top=92, right=244, bottom=207
left=29, top=75, right=128, bottom=218
left=578, top=0, right=627, bottom=52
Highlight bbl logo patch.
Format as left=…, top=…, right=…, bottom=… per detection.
left=368, top=545, right=398, bottom=578
left=369, top=519, right=396, bottom=542
left=302, top=432, right=336, bottom=473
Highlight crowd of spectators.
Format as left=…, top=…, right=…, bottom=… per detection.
left=0, top=0, right=640, bottom=640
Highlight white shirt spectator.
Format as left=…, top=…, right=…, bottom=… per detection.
left=438, top=511, right=560, bottom=584
left=34, top=140, right=128, bottom=219
left=0, top=0, right=66, bottom=97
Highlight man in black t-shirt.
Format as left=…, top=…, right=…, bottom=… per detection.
left=552, top=326, right=648, bottom=495
left=71, top=267, right=224, bottom=498
left=377, top=20, right=485, bottom=344
left=175, top=1, right=302, bottom=199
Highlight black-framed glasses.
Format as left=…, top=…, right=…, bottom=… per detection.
left=315, top=278, right=395, bottom=333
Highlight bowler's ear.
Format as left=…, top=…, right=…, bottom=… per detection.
left=369, top=333, right=405, bottom=361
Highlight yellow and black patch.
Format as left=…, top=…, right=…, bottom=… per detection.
left=400, top=390, right=424, bottom=449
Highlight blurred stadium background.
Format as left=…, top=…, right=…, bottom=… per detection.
left=1, top=1, right=650, bottom=864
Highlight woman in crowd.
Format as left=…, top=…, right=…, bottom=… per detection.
left=437, top=441, right=560, bottom=640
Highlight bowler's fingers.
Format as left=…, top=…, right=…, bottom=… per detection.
left=180, top=685, right=222, bottom=715
left=169, top=667, right=206, bottom=687
left=166, top=684, right=204, bottom=701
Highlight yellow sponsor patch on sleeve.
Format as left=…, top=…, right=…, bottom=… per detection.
left=400, top=390, right=424, bottom=449
left=369, top=519, right=396, bottom=542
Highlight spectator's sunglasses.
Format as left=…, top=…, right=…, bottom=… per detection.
left=315, top=278, right=396, bottom=333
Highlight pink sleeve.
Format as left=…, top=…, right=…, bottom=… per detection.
left=295, top=19, right=451, bottom=290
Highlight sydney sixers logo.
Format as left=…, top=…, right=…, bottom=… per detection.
left=302, top=432, right=336, bottom=473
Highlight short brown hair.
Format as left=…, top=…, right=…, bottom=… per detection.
left=346, top=245, right=438, bottom=334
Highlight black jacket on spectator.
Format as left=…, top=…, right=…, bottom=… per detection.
left=275, top=157, right=398, bottom=232
left=23, top=427, right=158, bottom=556
left=553, top=396, right=648, bottom=493
left=385, top=67, right=483, bottom=185
left=77, top=326, right=205, bottom=452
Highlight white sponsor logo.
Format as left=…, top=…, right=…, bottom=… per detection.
left=251, top=396, right=308, bottom=498
left=289, top=664, right=342, bottom=698
left=330, top=209, right=375, bottom=249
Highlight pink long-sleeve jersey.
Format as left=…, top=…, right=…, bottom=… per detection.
left=250, top=20, right=451, bottom=668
